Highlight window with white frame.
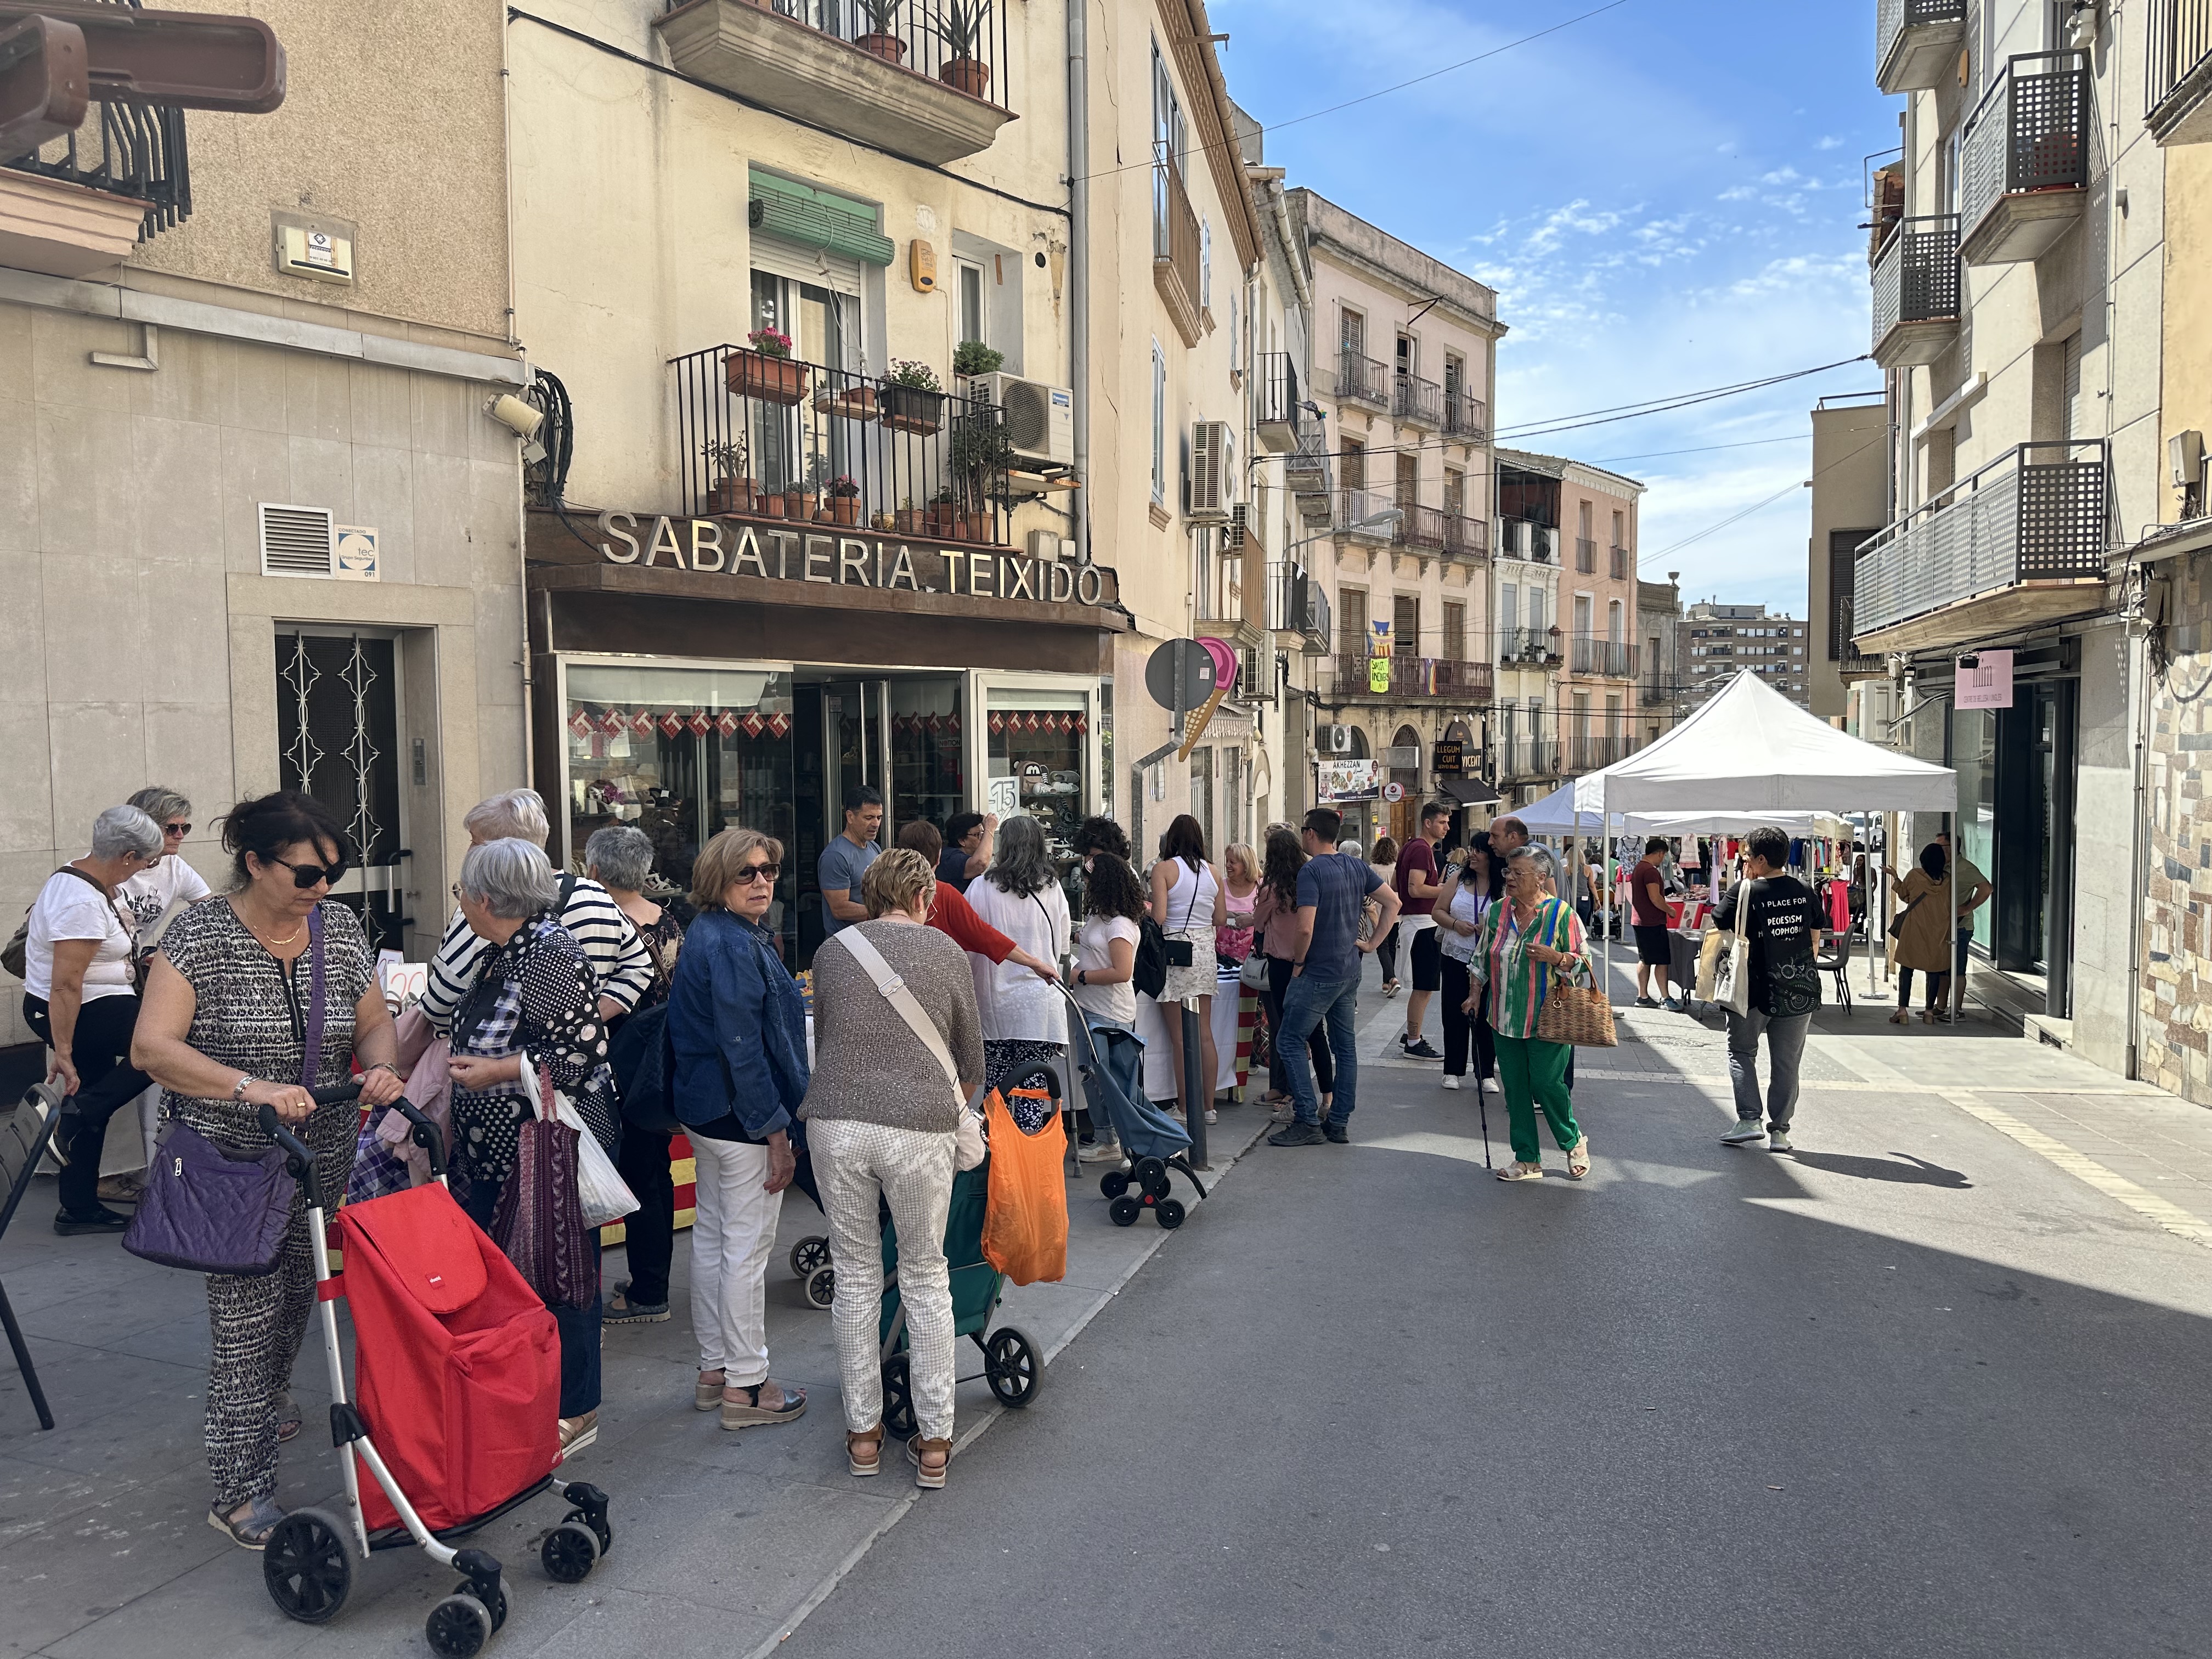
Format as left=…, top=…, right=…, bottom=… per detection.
left=956, top=258, right=986, bottom=349
left=1151, top=338, right=1166, bottom=503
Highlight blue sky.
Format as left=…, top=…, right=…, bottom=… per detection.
left=1213, top=0, right=1892, bottom=615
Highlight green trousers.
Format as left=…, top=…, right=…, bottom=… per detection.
left=1492, top=1033, right=1582, bottom=1165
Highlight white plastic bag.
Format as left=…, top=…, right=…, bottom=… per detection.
left=524, top=1053, right=639, bottom=1229
left=955, top=1093, right=988, bottom=1171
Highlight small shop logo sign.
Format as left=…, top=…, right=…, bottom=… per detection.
left=594, top=511, right=1111, bottom=608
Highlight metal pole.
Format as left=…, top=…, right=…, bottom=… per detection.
left=1181, top=998, right=1210, bottom=1168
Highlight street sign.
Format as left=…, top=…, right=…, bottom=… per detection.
left=1382, top=782, right=1406, bottom=803
left=1434, top=739, right=1464, bottom=776
left=1144, top=638, right=1216, bottom=712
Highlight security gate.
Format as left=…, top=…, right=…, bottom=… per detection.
left=275, top=631, right=409, bottom=954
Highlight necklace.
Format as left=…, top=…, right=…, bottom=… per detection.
left=233, top=899, right=304, bottom=948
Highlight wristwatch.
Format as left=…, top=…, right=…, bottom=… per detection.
left=1076, top=968, right=1088, bottom=985
left=232, top=1075, right=257, bottom=1101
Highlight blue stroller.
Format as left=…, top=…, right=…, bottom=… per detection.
left=1057, top=983, right=1209, bottom=1230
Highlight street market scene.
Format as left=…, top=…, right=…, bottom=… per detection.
left=4, top=2, right=2212, bottom=1656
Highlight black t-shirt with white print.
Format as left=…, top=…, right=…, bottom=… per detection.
left=1713, top=874, right=1824, bottom=1018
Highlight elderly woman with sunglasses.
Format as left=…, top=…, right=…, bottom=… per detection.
left=666, top=827, right=810, bottom=1431
left=133, top=791, right=406, bottom=1548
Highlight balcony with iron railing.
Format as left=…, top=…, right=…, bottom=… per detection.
left=1609, top=544, right=1631, bottom=580
left=1871, top=214, right=1960, bottom=366
left=1567, top=732, right=1632, bottom=774
left=1959, top=52, right=2089, bottom=265
left=1392, top=373, right=1442, bottom=427
left=1288, top=430, right=1334, bottom=520
left=1570, top=636, right=1640, bottom=678
left=1397, top=503, right=1448, bottom=554
left=1575, top=536, right=1598, bottom=573
left=1328, top=653, right=1493, bottom=706
left=1497, top=735, right=1561, bottom=783
left=1497, top=519, right=1555, bottom=563
left=2147, top=0, right=2212, bottom=144
left=1830, top=594, right=1887, bottom=680
left=1498, top=627, right=1561, bottom=668
left=1876, top=0, right=1967, bottom=95
left=1328, top=348, right=1391, bottom=410
left=656, top=0, right=1014, bottom=166
left=1852, top=440, right=2108, bottom=651
left=1443, top=388, right=1489, bottom=442
left=1267, top=562, right=1332, bottom=653
left=3, top=44, right=192, bottom=276
left=1331, top=488, right=1399, bottom=540
left=1255, top=352, right=1303, bottom=453
left=670, top=344, right=1009, bottom=546
left=1153, top=149, right=1203, bottom=347
left=1444, top=515, right=1489, bottom=560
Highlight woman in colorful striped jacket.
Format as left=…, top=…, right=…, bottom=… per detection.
left=1469, top=847, right=1594, bottom=1182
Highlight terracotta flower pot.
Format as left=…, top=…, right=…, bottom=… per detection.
left=813, top=385, right=879, bottom=423
left=832, top=496, right=860, bottom=526
left=894, top=509, right=924, bottom=534
left=940, top=57, right=990, bottom=99
left=706, top=477, right=754, bottom=515
left=783, top=490, right=812, bottom=520
left=856, top=31, right=906, bottom=63
left=763, top=495, right=786, bottom=519
left=727, top=349, right=809, bottom=407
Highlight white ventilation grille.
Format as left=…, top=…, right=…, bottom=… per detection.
left=259, top=504, right=336, bottom=577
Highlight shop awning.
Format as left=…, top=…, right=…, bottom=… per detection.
left=1437, top=776, right=1500, bottom=807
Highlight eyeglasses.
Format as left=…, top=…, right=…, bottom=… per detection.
left=733, top=862, right=782, bottom=886
left=162, top=821, right=190, bottom=837
left=268, top=854, right=349, bottom=890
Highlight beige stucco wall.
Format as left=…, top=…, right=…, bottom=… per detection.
left=126, top=0, right=511, bottom=346
left=1805, top=398, right=1888, bottom=719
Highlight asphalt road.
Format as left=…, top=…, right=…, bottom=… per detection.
left=781, top=1013, right=2212, bottom=1659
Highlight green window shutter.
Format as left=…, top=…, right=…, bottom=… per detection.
left=747, top=169, right=895, bottom=267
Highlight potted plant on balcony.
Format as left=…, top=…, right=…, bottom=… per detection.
left=812, top=376, right=879, bottom=422
left=947, top=412, right=1011, bottom=537
left=727, top=326, right=809, bottom=407
left=935, top=0, right=991, bottom=99
left=953, top=338, right=1003, bottom=380
left=828, top=473, right=864, bottom=526
left=704, top=438, right=753, bottom=516
left=854, top=0, right=906, bottom=62
left=924, top=486, right=962, bottom=541
left=881, top=358, right=946, bottom=433
left=894, top=496, right=924, bottom=535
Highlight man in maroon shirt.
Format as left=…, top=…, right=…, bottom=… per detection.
left=1393, top=802, right=1453, bottom=1059
left=1629, top=835, right=1677, bottom=1008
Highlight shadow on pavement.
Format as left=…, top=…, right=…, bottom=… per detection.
left=1780, top=1149, right=1973, bottom=1188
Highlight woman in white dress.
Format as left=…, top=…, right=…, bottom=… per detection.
left=963, top=815, right=1073, bottom=1110
left=1148, top=814, right=1227, bottom=1125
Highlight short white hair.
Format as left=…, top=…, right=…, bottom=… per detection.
left=459, top=837, right=560, bottom=919
left=464, top=788, right=550, bottom=847
left=92, top=805, right=162, bottom=861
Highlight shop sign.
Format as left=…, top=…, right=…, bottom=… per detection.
left=594, top=511, right=1110, bottom=607
left=1433, top=740, right=1465, bottom=776
left=1956, top=649, right=2013, bottom=710
left=1318, top=758, right=1381, bottom=803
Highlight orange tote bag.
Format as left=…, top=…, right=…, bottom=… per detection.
left=980, top=1087, right=1068, bottom=1286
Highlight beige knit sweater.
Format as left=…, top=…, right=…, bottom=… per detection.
left=798, top=918, right=985, bottom=1132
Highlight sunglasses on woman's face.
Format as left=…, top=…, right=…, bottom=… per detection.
left=162, top=821, right=190, bottom=838
left=270, top=854, right=349, bottom=890
left=733, top=862, right=781, bottom=886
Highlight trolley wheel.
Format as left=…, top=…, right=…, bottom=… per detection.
left=1133, top=1157, right=1171, bottom=1200
left=541, top=1520, right=601, bottom=1584
left=882, top=1355, right=916, bottom=1440
left=262, top=1506, right=352, bottom=1625
left=488, top=1583, right=509, bottom=1633
left=983, top=1327, right=1041, bottom=1409
left=790, top=1235, right=830, bottom=1278
left=561, top=1494, right=612, bottom=1556
left=1155, top=1198, right=1187, bottom=1231
left=1099, top=1170, right=1131, bottom=1199
left=804, top=1262, right=837, bottom=1310
left=1108, top=1195, right=1142, bottom=1227
left=425, top=1593, right=492, bottom=1658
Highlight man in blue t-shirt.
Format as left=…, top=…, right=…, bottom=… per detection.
left=817, top=785, right=882, bottom=936
left=1269, top=807, right=1402, bottom=1147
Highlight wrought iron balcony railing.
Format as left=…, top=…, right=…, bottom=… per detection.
left=1497, top=736, right=1561, bottom=782
left=1498, top=627, right=1561, bottom=667
left=1877, top=0, right=1968, bottom=95
left=1397, top=503, right=1447, bottom=553
left=1960, top=52, right=2089, bottom=262
left=1570, top=637, right=1640, bottom=678
left=1288, top=430, right=1334, bottom=517
left=670, top=345, right=1008, bottom=546
left=1444, top=515, right=1489, bottom=560
left=1568, top=733, right=1630, bottom=773
left=1331, top=488, right=1398, bottom=539
left=1267, top=562, right=1332, bottom=651
left=1329, top=348, right=1390, bottom=410
left=3, top=66, right=190, bottom=245
left=1609, top=544, right=1631, bottom=580
left=1853, top=441, right=2107, bottom=639
left=1392, top=373, right=1442, bottom=427
left=1575, top=536, right=1598, bottom=573
left=1255, top=352, right=1303, bottom=453
left=2147, top=0, right=2212, bottom=142
left=1444, top=389, right=1489, bottom=442
left=1871, top=214, right=1960, bottom=364
left=1153, top=149, right=1202, bottom=346
left=1330, top=654, right=1493, bottom=704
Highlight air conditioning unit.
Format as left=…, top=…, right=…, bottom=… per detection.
left=1327, top=723, right=1355, bottom=754
left=1227, top=503, right=1249, bottom=549
left=1187, top=419, right=1233, bottom=521
left=2171, top=430, right=2205, bottom=491
left=973, top=372, right=1075, bottom=467
left=1026, top=529, right=1074, bottom=562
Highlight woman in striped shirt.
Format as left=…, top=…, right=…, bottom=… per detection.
left=1470, top=847, right=1593, bottom=1182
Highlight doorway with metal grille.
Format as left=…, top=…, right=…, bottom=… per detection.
left=275, top=630, right=409, bottom=955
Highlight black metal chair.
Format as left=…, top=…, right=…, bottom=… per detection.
left=1816, top=925, right=1855, bottom=1016
left=0, top=1083, right=62, bottom=1430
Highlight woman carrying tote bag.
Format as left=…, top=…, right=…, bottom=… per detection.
left=1468, top=847, right=1595, bottom=1184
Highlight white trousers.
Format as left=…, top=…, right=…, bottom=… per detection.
left=809, top=1118, right=958, bottom=1442
left=688, top=1136, right=784, bottom=1386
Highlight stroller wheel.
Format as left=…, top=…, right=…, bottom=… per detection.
left=1099, top=1170, right=1131, bottom=1199
left=790, top=1236, right=830, bottom=1279
left=882, top=1355, right=917, bottom=1440
left=425, top=1593, right=492, bottom=1658
left=1155, top=1198, right=1187, bottom=1230
left=983, top=1327, right=1041, bottom=1408
left=262, top=1506, right=352, bottom=1625
left=1108, top=1195, right=1142, bottom=1227
left=541, top=1520, right=601, bottom=1584
left=805, top=1262, right=837, bottom=1309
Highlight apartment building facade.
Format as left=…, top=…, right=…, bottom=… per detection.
left=1682, top=605, right=1812, bottom=708
left=1288, top=189, right=1499, bottom=847
left=1805, top=390, right=1889, bottom=721
left=0, top=0, right=530, bottom=1054
left=1637, top=574, right=1685, bottom=743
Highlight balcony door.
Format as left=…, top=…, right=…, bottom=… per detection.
left=1393, top=594, right=1419, bottom=658
left=749, top=255, right=861, bottom=496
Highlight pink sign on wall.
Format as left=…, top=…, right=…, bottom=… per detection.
left=1956, top=649, right=2014, bottom=710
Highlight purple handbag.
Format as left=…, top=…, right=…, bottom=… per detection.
left=124, top=909, right=329, bottom=1276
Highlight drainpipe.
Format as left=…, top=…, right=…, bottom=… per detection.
left=1066, top=0, right=1089, bottom=565
left=501, top=12, right=533, bottom=794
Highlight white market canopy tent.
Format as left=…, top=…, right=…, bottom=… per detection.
left=1511, top=776, right=1846, bottom=840
left=1599, top=669, right=1956, bottom=816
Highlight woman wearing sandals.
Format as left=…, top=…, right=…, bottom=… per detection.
left=1469, top=847, right=1593, bottom=1183
left=804, top=849, right=984, bottom=1489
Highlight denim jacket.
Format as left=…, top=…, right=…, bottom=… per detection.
left=667, top=910, right=810, bottom=1140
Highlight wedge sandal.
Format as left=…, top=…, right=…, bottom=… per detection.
left=721, top=1381, right=807, bottom=1430
left=847, top=1426, right=884, bottom=1477
left=907, top=1434, right=952, bottom=1489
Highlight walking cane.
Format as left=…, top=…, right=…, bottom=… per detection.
left=1476, top=1080, right=1492, bottom=1169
